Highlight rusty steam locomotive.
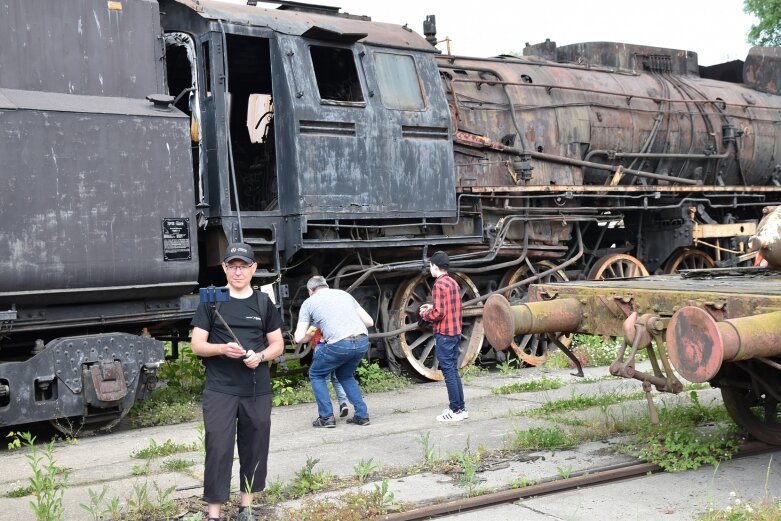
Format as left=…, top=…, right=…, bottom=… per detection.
left=2, top=0, right=781, bottom=430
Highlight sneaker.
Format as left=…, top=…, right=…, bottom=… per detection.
left=312, top=415, right=336, bottom=428
left=346, top=416, right=371, bottom=426
left=236, top=508, right=257, bottom=521
left=339, top=402, right=349, bottom=418
left=460, top=409, right=469, bottom=419
left=436, top=409, right=465, bottom=422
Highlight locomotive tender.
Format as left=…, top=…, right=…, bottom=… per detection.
left=1, top=0, right=780, bottom=430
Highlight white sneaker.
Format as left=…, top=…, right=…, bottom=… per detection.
left=436, top=409, right=465, bottom=422
left=461, top=410, right=469, bottom=419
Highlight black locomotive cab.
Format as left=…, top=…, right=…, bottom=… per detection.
left=160, top=0, right=466, bottom=281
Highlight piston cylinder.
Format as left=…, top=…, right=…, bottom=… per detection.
left=666, top=306, right=781, bottom=382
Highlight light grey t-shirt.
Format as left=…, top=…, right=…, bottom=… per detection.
left=299, top=288, right=368, bottom=344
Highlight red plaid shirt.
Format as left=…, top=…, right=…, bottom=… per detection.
left=422, top=274, right=462, bottom=336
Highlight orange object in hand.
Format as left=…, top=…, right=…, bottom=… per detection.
left=309, top=328, right=323, bottom=348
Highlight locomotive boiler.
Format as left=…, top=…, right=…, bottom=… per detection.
left=1, top=0, right=781, bottom=431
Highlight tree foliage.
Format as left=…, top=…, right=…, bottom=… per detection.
left=744, top=0, right=781, bottom=46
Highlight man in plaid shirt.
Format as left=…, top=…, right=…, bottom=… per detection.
left=419, top=251, right=469, bottom=422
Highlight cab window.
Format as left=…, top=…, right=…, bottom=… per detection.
left=310, top=46, right=364, bottom=103
left=374, top=52, right=425, bottom=110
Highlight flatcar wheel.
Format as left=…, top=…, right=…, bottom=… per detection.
left=588, top=253, right=649, bottom=280
left=501, top=261, right=572, bottom=366
left=721, top=385, right=781, bottom=445
left=389, top=272, right=484, bottom=382
left=662, top=248, right=715, bottom=274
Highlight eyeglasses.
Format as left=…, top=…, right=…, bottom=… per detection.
left=224, top=263, right=255, bottom=273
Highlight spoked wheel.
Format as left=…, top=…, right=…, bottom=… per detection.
left=588, top=253, right=649, bottom=280
left=389, top=272, right=484, bottom=381
left=499, top=261, right=571, bottom=366
left=662, top=248, right=715, bottom=274
left=721, top=379, right=781, bottom=445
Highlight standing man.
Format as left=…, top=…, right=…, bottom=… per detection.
left=191, top=243, right=284, bottom=521
left=294, top=276, right=374, bottom=428
left=419, top=251, right=468, bottom=422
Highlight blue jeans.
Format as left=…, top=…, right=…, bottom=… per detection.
left=330, top=372, right=348, bottom=404
left=309, top=336, right=369, bottom=419
left=435, top=334, right=465, bottom=412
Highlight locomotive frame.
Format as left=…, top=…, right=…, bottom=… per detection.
left=2, top=0, right=781, bottom=431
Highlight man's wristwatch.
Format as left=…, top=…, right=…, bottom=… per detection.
left=259, top=351, right=266, bottom=363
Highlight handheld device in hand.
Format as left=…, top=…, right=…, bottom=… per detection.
left=198, top=286, right=243, bottom=351
left=199, top=286, right=230, bottom=303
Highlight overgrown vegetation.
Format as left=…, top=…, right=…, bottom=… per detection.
left=544, top=334, right=648, bottom=369
left=492, top=375, right=563, bottom=394
left=132, top=438, right=201, bottom=459
left=131, top=345, right=410, bottom=424
left=278, top=479, right=396, bottom=521
left=129, top=345, right=204, bottom=427
left=621, top=392, right=740, bottom=472
left=697, top=491, right=781, bottom=521
left=510, top=426, right=580, bottom=451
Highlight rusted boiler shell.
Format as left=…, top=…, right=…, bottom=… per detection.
left=443, top=46, right=781, bottom=188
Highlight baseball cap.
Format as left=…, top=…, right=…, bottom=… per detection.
left=429, top=250, right=450, bottom=269
left=223, top=242, right=255, bottom=264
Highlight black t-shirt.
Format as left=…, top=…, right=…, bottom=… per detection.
left=191, top=291, right=283, bottom=396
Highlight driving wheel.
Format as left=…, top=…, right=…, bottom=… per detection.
left=588, top=253, right=649, bottom=280
left=388, top=272, right=483, bottom=381
left=662, top=248, right=715, bottom=274
left=499, top=261, right=571, bottom=366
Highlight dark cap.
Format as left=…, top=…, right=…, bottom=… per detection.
left=429, top=250, right=450, bottom=269
left=223, top=242, right=255, bottom=264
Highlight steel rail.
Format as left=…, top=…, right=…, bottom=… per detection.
left=379, top=441, right=776, bottom=521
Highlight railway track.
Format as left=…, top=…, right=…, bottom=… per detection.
left=380, top=441, right=776, bottom=521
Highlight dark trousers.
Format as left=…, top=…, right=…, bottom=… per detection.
left=434, top=333, right=466, bottom=412
left=202, top=389, right=272, bottom=503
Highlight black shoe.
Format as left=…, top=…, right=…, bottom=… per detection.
left=346, top=416, right=370, bottom=426
left=339, top=402, right=349, bottom=418
left=313, top=415, right=336, bottom=428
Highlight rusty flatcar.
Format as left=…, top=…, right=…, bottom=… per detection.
left=483, top=206, right=781, bottom=444
left=1, top=0, right=780, bottom=430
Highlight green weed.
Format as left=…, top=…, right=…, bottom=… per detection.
left=22, top=432, right=70, bottom=521
left=131, top=461, right=151, bottom=476
left=132, top=438, right=199, bottom=459
left=418, top=431, right=438, bottom=466
left=280, top=479, right=396, bottom=521
left=161, top=458, right=195, bottom=472
left=510, top=426, right=579, bottom=451
left=356, top=361, right=411, bottom=392
left=450, top=438, right=482, bottom=493
left=622, top=392, right=740, bottom=472
left=124, top=481, right=177, bottom=520
left=528, top=389, right=645, bottom=417
left=492, top=375, right=563, bottom=394
left=79, top=486, right=118, bottom=521
left=289, top=457, right=330, bottom=498
left=496, top=358, right=520, bottom=375
left=354, top=458, right=378, bottom=483
left=7, top=430, right=28, bottom=450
